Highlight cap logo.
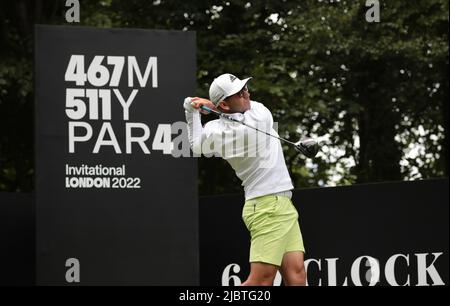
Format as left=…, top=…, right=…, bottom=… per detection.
left=229, top=75, right=237, bottom=82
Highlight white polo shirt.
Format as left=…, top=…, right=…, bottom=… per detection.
left=185, top=100, right=294, bottom=200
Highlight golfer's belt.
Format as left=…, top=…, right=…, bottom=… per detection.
left=272, top=190, right=292, bottom=200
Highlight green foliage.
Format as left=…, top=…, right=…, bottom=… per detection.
left=0, top=0, right=448, bottom=194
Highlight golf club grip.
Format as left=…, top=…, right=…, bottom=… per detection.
left=200, top=105, right=212, bottom=112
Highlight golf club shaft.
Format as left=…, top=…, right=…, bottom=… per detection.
left=200, top=105, right=297, bottom=146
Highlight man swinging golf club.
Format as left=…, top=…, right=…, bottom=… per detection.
left=184, top=73, right=314, bottom=286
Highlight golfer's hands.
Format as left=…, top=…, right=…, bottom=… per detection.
left=183, top=97, right=215, bottom=114
left=190, top=97, right=216, bottom=115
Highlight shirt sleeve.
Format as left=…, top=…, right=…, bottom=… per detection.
left=251, top=101, right=274, bottom=129
left=261, top=104, right=274, bottom=128
left=185, top=110, right=217, bottom=156
left=185, top=109, right=203, bottom=155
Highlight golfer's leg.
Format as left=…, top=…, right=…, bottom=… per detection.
left=280, top=251, right=306, bottom=286
left=242, top=262, right=279, bottom=286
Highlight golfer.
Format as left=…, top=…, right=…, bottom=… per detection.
left=184, top=73, right=306, bottom=286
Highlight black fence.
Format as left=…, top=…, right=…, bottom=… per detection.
left=199, top=179, right=449, bottom=286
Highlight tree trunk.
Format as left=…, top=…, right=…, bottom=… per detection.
left=355, top=65, right=403, bottom=183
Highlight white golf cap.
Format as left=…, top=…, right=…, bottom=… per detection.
left=209, top=73, right=252, bottom=106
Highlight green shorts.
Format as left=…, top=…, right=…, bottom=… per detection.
left=242, top=194, right=305, bottom=267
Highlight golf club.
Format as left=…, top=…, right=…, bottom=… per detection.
left=198, top=105, right=319, bottom=158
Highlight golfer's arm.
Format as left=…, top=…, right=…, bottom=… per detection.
left=185, top=110, right=206, bottom=155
